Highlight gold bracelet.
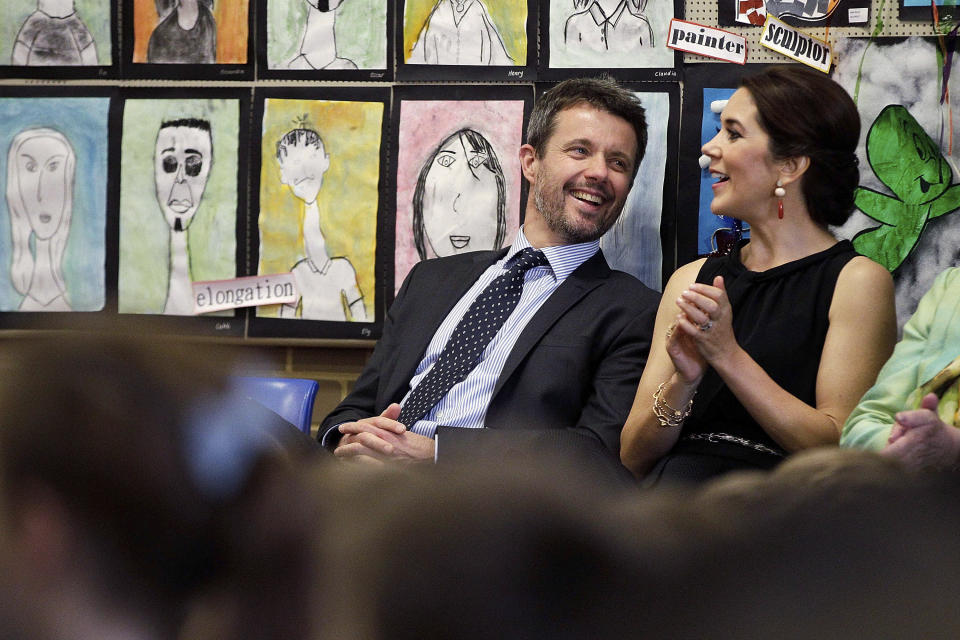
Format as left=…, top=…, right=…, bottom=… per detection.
left=652, top=381, right=695, bottom=428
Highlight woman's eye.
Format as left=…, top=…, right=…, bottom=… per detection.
left=467, top=152, right=487, bottom=168
left=436, top=155, right=455, bottom=168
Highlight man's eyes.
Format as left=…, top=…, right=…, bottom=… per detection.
left=162, top=154, right=204, bottom=176
left=185, top=155, right=203, bottom=177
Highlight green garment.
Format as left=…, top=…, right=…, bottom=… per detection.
left=841, top=267, right=960, bottom=450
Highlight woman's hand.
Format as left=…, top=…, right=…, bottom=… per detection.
left=674, top=275, right=738, bottom=366
left=664, top=318, right=706, bottom=385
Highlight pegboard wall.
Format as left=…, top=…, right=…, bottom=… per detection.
left=684, top=0, right=948, bottom=64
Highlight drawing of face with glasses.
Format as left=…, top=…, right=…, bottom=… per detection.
left=154, top=118, right=212, bottom=232
left=412, top=128, right=506, bottom=259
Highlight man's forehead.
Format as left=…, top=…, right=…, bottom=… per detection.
left=157, top=126, right=211, bottom=150
left=550, top=105, right=637, bottom=150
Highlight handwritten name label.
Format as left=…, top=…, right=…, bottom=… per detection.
left=761, top=15, right=831, bottom=73
left=193, top=273, right=297, bottom=315
left=667, top=19, right=747, bottom=65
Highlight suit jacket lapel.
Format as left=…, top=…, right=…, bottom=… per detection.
left=491, top=250, right=610, bottom=399
left=386, top=250, right=505, bottom=400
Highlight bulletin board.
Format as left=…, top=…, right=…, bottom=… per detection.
left=0, top=0, right=951, bottom=340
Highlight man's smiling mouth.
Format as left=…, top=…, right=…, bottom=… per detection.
left=570, top=189, right=604, bottom=205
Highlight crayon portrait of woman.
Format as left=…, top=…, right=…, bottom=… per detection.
left=6, top=127, right=75, bottom=312
left=411, top=127, right=506, bottom=260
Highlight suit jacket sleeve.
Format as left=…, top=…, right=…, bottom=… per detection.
left=841, top=267, right=960, bottom=450
left=317, top=260, right=424, bottom=446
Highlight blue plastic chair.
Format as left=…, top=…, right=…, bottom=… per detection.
left=233, top=376, right=319, bottom=435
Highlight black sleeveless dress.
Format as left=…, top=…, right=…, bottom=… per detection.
left=645, top=239, right=858, bottom=486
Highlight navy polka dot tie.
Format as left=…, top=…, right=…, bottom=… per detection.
left=397, top=248, right=549, bottom=428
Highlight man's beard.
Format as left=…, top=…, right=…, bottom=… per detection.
left=532, top=166, right=623, bottom=244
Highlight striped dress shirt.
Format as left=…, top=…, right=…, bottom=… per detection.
left=406, top=228, right=601, bottom=439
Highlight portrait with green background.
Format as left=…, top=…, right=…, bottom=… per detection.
left=1, top=0, right=111, bottom=65
left=118, top=99, right=239, bottom=315
left=267, top=0, right=387, bottom=69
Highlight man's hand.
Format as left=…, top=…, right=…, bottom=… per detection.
left=334, top=403, right=435, bottom=464
left=883, top=393, right=960, bottom=471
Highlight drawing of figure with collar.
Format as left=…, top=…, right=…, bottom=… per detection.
left=11, top=0, right=98, bottom=65
left=564, top=0, right=653, bottom=52
left=287, top=0, right=357, bottom=69
left=409, top=0, right=513, bottom=65
left=276, top=127, right=368, bottom=321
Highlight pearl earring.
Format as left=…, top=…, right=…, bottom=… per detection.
left=774, top=179, right=785, bottom=219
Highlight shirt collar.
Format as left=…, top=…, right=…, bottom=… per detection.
left=588, top=0, right=628, bottom=25
left=505, top=226, right=600, bottom=283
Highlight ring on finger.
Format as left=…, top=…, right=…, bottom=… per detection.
left=699, top=320, right=713, bottom=331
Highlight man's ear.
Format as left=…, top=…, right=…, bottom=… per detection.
left=779, top=155, right=810, bottom=186
left=519, top=144, right=538, bottom=183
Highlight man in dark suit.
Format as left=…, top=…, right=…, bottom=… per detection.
left=320, top=76, right=660, bottom=477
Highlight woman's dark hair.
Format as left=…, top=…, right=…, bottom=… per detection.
left=411, top=128, right=506, bottom=260
left=741, top=65, right=861, bottom=227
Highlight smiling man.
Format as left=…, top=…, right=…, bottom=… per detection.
left=321, top=76, right=660, bottom=483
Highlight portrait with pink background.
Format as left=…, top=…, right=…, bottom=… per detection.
left=394, top=98, right=525, bottom=294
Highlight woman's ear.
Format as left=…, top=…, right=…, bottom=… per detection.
left=779, top=155, right=810, bottom=186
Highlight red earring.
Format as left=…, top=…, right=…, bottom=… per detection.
left=774, top=179, right=786, bottom=219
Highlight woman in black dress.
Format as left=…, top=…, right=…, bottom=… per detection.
left=620, top=66, right=897, bottom=484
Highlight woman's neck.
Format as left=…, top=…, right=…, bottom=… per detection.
left=27, top=237, right=66, bottom=305
left=297, top=5, right=337, bottom=68
left=177, top=0, right=200, bottom=30
left=37, top=0, right=75, bottom=18
left=739, top=220, right=837, bottom=272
